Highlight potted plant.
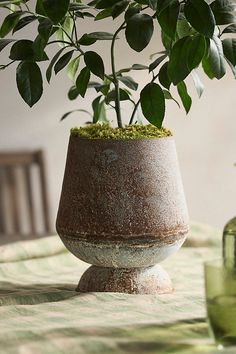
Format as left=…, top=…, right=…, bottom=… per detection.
left=0, top=0, right=235, bottom=294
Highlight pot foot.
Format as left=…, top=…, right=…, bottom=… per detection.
left=76, top=264, right=173, bottom=294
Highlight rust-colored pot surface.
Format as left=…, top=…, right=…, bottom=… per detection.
left=56, top=136, right=189, bottom=294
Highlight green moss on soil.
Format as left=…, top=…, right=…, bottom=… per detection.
left=70, top=124, right=172, bottom=140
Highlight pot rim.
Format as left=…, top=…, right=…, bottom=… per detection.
left=69, top=135, right=174, bottom=142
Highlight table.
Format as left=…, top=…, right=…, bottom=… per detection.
left=0, top=222, right=230, bottom=354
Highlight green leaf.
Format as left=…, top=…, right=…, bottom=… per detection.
left=87, top=31, right=114, bottom=40
left=95, top=8, right=112, bottom=20
left=176, top=18, right=192, bottom=39
left=67, top=55, right=81, bottom=82
left=203, top=36, right=226, bottom=79
left=149, top=0, right=158, bottom=10
left=125, top=14, right=154, bottom=52
left=80, top=12, right=95, bottom=18
left=74, top=11, right=84, bottom=18
left=118, top=76, right=138, bottom=90
left=156, top=0, right=176, bottom=14
left=210, top=0, right=235, bottom=25
left=90, top=79, right=111, bottom=95
left=222, top=24, right=236, bottom=34
left=78, top=34, right=97, bottom=46
left=157, top=0, right=180, bottom=39
left=42, top=0, right=70, bottom=23
left=76, top=67, right=91, bottom=97
left=184, top=0, right=216, bottom=38
left=159, top=62, right=171, bottom=89
left=161, top=30, right=173, bottom=52
left=105, top=89, right=130, bottom=103
left=96, top=0, right=121, bottom=9
left=46, top=47, right=65, bottom=82
left=140, top=83, right=165, bottom=128
left=168, top=36, right=192, bottom=85
left=13, top=15, right=37, bottom=33
left=177, top=81, right=192, bottom=114
left=134, top=0, right=149, bottom=4
left=191, top=70, right=204, bottom=98
left=98, top=100, right=109, bottom=123
left=69, top=3, right=90, bottom=10
left=168, top=34, right=206, bottom=85
left=124, top=6, right=141, bottom=21
left=222, top=38, right=236, bottom=66
left=54, top=50, right=74, bottom=75
left=0, top=11, right=22, bottom=38
left=163, top=89, right=180, bottom=107
left=38, top=18, right=53, bottom=42
left=84, top=51, right=105, bottom=79
left=112, top=0, right=129, bottom=19
left=150, top=51, right=167, bottom=60
left=132, top=63, right=148, bottom=70
left=149, top=54, right=166, bottom=72
left=36, top=0, right=47, bottom=16
left=116, top=63, right=148, bottom=75
left=225, top=57, right=236, bottom=78
left=32, top=35, right=48, bottom=61
left=10, top=40, right=33, bottom=60
left=88, top=0, right=99, bottom=5
left=0, top=0, right=22, bottom=6
left=9, top=39, right=48, bottom=61
left=16, top=61, right=43, bottom=107
left=0, top=38, right=15, bottom=52
left=187, top=34, right=206, bottom=70
left=92, top=95, right=102, bottom=123
left=68, top=85, right=79, bottom=100
left=88, top=81, right=101, bottom=89
left=79, top=32, right=114, bottom=45
left=55, top=16, right=73, bottom=47
left=202, top=55, right=215, bottom=79
left=98, top=84, right=110, bottom=95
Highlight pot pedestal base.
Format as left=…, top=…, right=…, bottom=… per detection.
left=76, top=264, right=173, bottom=295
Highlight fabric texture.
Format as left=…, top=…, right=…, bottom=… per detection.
left=0, top=222, right=227, bottom=354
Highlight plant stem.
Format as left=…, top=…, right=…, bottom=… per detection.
left=60, top=25, right=75, bottom=44
left=111, top=22, right=126, bottom=128
left=70, top=12, right=79, bottom=43
left=129, top=99, right=140, bottom=125
left=24, top=1, right=30, bottom=11
left=0, top=60, right=15, bottom=70
left=47, top=40, right=72, bottom=46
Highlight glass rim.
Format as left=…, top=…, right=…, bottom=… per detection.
left=204, top=258, right=236, bottom=270
left=204, top=258, right=223, bottom=267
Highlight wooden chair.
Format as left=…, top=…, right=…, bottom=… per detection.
left=0, top=150, right=53, bottom=244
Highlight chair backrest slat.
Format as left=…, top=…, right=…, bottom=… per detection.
left=0, top=170, right=7, bottom=234
left=0, top=153, right=36, bottom=165
left=5, top=166, right=21, bottom=234
left=36, top=151, right=51, bottom=234
left=0, top=150, right=53, bottom=240
left=24, top=164, right=36, bottom=235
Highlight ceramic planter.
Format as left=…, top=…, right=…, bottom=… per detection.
left=56, top=136, right=189, bottom=294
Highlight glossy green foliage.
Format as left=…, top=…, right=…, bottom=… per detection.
left=140, top=83, right=165, bottom=128
left=0, top=0, right=235, bottom=128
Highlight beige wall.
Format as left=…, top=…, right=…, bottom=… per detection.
left=0, top=17, right=236, bottom=232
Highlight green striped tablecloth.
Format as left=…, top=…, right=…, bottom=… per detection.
left=0, top=222, right=230, bottom=354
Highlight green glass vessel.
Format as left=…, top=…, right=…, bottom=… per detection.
left=205, top=260, right=236, bottom=348
left=223, top=217, right=236, bottom=268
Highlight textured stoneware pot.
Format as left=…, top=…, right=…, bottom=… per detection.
left=56, top=136, right=189, bottom=294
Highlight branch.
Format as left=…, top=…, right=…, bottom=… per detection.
left=0, top=61, right=15, bottom=70
left=111, top=21, right=126, bottom=128
left=47, top=40, right=72, bottom=46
